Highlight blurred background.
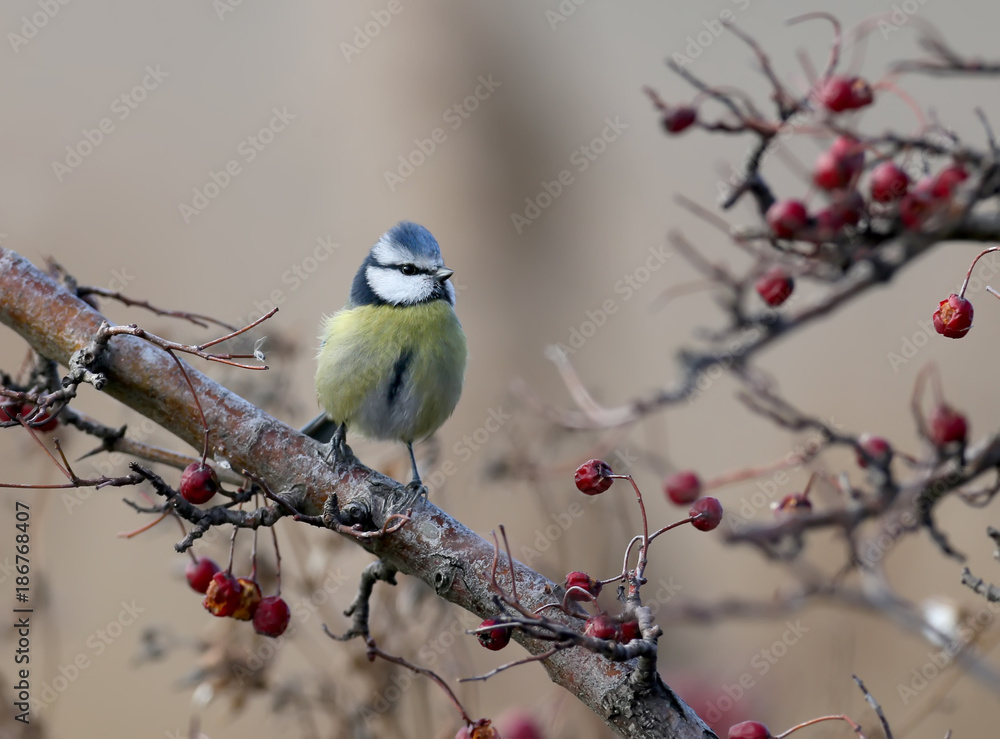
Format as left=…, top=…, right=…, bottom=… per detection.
left=3, top=1, right=1000, bottom=737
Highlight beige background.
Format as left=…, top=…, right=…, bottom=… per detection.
left=2, top=1, right=1000, bottom=737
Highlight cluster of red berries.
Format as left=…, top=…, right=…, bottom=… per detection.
left=577, top=460, right=724, bottom=532
left=0, top=400, right=59, bottom=431
left=186, top=557, right=290, bottom=637
left=767, top=140, right=969, bottom=245
left=661, top=470, right=724, bottom=531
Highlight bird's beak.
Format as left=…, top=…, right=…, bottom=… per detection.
left=435, top=267, right=454, bottom=282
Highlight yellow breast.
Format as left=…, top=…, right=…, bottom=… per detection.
left=314, top=301, right=467, bottom=443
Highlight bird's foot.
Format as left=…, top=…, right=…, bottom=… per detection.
left=323, top=423, right=355, bottom=468
left=404, top=479, right=428, bottom=499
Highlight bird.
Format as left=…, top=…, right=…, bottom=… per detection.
left=304, top=221, right=467, bottom=491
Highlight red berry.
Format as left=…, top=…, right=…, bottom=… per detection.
left=813, top=207, right=845, bottom=239
left=813, top=151, right=849, bottom=190
left=830, top=189, right=864, bottom=226
left=819, top=76, right=853, bottom=111
left=664, top=471, right=702, bottom=505
left=755, top=266, right=795, bottom=307
left=180, top=462, right=219, bottom=505
left=254, top=595, right=291, bottom=637
left=662, top=106, right=697, bottom=134
left=0, top=402, right=16, bottom=423
left=477, top=619, right=511, bottom=651
left=857, top=434, right=892, bottom=468
left=690, top=497, right=723, bottom=531
left=932, top=164, right=969, bottom=198
left=930, top=404, right=968, bottom=447
left=565, top=571, right=602, bottom=601
left=932, top=294, right=973, bottom=339
left=869, top=161, right=910, bottom=203
left=766, top=200, right=808, bottom=239
left=899, top=184, right=936, bottom=229
left=819, top=76, right=873, bottom=112
left=774, top=493, right=812, bottom=517
left=618, top=619, right=641, bottom=643
left=233, top=578, right=262, bottom=621
left=584, top=613, right=620, bottom=640
left=574, top=459, right=613, bottom=495
left=729, top=720, right=772, bottom=739
left=185, top=557, right=220, bottom=594
left=203, top=571, right=243, bottom=617
left=813, top=137, right=864, bottom=191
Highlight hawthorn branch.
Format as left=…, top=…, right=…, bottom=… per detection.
left=0, top=247, right=716, bottom=739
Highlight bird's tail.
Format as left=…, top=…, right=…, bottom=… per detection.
left=300, top=412, right=339, bottom=443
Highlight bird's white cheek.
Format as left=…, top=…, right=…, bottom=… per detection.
left=366, top=266, right=432, bottom=305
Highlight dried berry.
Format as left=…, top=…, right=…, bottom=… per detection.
left=574, top=459, right=613, bottom=495
left=932, top=294, right=973, bottom=339
left=203, top=571, right=243, bottom=617
left=232, top=578, right=262, bottom=621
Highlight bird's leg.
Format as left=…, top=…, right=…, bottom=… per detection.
left=404, top=441, right=428, bottom=498
left=324, top=422, right=354, bottom=467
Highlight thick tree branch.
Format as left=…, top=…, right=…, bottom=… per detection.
left=0, top=247, right=715, bottom=739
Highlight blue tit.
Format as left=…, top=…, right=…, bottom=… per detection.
left=303, top=221, right=467, bottom=488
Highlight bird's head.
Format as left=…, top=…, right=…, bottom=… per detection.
left=351, top=221, right=456, bottom=307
